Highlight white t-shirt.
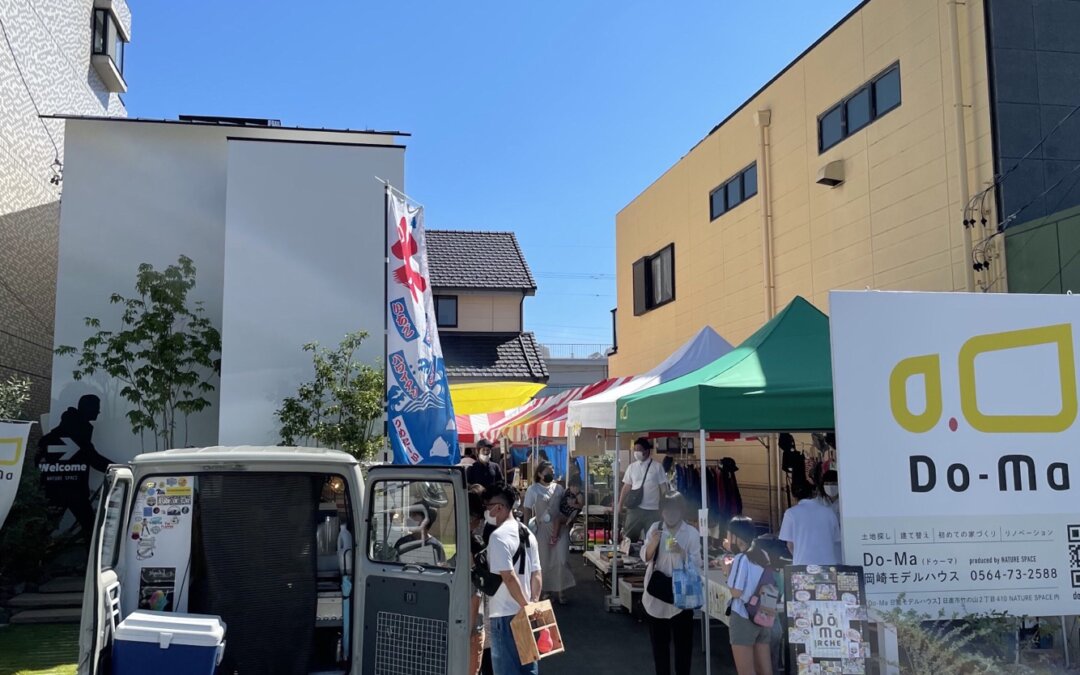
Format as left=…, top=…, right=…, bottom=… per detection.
left=779, top=498, right=842, bottom=566
left=727, top=553, right=766, bottom=619
left=622, top=458, right=667, bottom=511
left=487, top=518, right=541, bottom=618
left=641, top=521, right=702, bottom=619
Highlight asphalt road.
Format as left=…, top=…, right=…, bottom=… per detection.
left=540, top=554, right=739, bottom=675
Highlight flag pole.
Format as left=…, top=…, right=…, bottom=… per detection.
left=383, top=181, right=391, bottom=463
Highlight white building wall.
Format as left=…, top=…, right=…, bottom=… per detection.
left=53, top=119, right=403, bottom=460
left=0, top=0, right=129, bottom=424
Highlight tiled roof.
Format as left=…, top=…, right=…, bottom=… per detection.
left=426, top=230, right=536, bottom=291
left=441, top=332, right=549, bottom=382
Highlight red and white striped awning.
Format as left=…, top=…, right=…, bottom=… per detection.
left=456, top=397, right=543, bottom=445
left=501, top=377, right=633, bottom=443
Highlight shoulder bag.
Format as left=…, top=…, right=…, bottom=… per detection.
left=624, top=459, right=653, bottom=510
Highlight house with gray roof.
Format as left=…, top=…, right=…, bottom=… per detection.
left=426, top=230, right=549, bottom=384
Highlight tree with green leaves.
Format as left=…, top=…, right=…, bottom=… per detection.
left=0, top=375, right=30, bottom=420
left=56, top=255, right=221, bottom=451
left=277, top=331, right=385, bottom=460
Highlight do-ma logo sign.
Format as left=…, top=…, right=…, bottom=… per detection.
left=888, top=324, right=1076, bottom=494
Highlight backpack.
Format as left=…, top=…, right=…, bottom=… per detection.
left=472, top=524, right=532, bottom=596
left=745, top=567, right=780, bottom=628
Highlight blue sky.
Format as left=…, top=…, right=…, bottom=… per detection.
left=125, top=0, right=860, bottom=347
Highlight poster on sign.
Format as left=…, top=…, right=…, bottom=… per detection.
left=831, top=291, right=1080, bottom=617
left=121, top=476, right=194, bottom=615
left=785, top=565, right=868, bottom=674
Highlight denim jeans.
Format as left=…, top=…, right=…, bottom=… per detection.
left=490, top=615, right=539, bottom=675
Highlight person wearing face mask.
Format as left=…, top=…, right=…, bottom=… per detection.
left=818, top=470, right=839, bottom=516
left=467, top=486, right=495, bottom=675
left=620, top=437, right=669, bottom=542
left=467, top=439, right=504, bottom=491
left=724, top=516, right=773, bottom=675
left=523, top=461, right=574, bottom=603
left=483, top=483, right=542, bottom=675
left=641, top=492, right=701, bottom=675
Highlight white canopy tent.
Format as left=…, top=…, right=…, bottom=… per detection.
left=566, top=326, right=733, bottom=449
left=566, top=326, right=734, bottom=614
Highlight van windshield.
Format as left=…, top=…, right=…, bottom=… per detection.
left=367, top=479, right=458, bottom=568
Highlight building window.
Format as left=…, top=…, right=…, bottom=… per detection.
left=709, top=163, right=758, bottom=221
left=434, top=295, right=458, bottom=328
left=91, top=8, right=126, bottom=74
left=818, top=62, right=901, bottom=153
left=633, top=244, right=675, bottom=316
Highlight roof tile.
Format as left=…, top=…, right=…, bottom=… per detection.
left=427, top=230, right=536, bottom=291
left=441, top=332, right=549, bottom=382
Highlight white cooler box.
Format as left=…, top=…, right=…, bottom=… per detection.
left=114, top=611, right=226, bottom=675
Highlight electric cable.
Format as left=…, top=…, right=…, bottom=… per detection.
left=0, top=11, right=62, bottom=183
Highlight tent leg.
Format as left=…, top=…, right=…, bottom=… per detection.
left=608, top=438, right=621, bottom=611
left=700, top=428, right=711, bottom=675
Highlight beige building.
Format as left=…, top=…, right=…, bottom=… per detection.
left=612, top=0, right=1080, bottom=523
left=426, top=230, right=549, bottom=384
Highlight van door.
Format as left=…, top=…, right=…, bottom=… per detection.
left=356, top=465, right=470, bottom=675
left=77, top=466, right=133, bottom=675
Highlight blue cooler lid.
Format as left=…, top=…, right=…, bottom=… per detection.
left=116, top=610, right=225, bottom=648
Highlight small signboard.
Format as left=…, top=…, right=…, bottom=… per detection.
left=784, top=564, right=869, bottom=675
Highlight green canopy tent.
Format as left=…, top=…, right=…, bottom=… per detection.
left=615, top=295, right=833, bottom=434
left=613, top=296, right=833, bottom=675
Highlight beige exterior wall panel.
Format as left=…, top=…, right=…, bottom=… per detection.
left=612, top=0, right=997, bottom=522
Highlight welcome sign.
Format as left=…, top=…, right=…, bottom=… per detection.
left=831, top=291, right=1080, bottom=617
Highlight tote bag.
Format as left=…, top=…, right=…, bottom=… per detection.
left=673, top=560, right=704, bottom=610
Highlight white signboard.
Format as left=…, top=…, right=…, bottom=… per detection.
left=0, top=421, right=33, bottom=530
left=831, top=291, right=1080, bottom=617
left=121, top=476, right=195, bottom=615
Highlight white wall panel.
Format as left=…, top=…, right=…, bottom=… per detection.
left=217, top=139, right=402, bottom=446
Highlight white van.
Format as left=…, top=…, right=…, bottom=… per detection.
left=78, top=446, right=471, bottom=674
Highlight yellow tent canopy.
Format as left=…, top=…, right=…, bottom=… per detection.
left=449, top=381, right=545, bottom=415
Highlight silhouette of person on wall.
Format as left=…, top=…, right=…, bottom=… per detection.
left=36, top=394, right=115, bottom=534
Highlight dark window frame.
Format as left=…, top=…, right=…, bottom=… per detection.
left=818, top=61, right=901, bottom=153
left=637, top=243, right=675, bottom=313
left=91, top=8, right=126, bottom=75
left=433, top=295, right=458, bottom=328
left=709, top=162, right=758, bottom=221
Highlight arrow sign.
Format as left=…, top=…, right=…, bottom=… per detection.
left=53, top=437, right=79, bottom=461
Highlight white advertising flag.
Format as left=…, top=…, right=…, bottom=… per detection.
left=385, top=189, right=458, bottom=465
left=0, top=421, right=33, bottom=530
left=831, top=291, right=1080, bottom=617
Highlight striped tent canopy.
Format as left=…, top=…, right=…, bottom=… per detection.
left=456, top=397, right=543, bottom=445
left=498, top=377, right=633, bottom=443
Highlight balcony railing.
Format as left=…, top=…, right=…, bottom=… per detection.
left=540, top=344, right=612, bottom=359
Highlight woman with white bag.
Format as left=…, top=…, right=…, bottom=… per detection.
left=641, top=492, right=702, bottom=675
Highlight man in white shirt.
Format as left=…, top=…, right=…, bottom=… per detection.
left=619, top=437, right=669, bottom=542
left=459, top=446, right=477, bottom=469
left=779, top=481, right=842, bottom=566
left=483, top=483, right=542, bottom=675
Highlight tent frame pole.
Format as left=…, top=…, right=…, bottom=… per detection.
left=608, top=437, right=621, bottom=610
left=700, top=428, right=712, bottom=675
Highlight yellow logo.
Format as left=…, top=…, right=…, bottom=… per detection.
left=619, top=404, right=628, bottom=420
left=0, top=436, right=24, bottom=467
left=890, top=324, right=1077, bottom=434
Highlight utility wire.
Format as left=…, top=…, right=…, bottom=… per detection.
left=0, top=12, right=62, bottom=182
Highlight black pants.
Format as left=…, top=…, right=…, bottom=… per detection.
left=648, top=609, right=694, bottom=675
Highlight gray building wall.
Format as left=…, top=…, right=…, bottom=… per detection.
left=0, top=0, right=129, bottom=425
left=54, top=119, right=402, bottom=459
left=538, top=358, right=609, bottom=398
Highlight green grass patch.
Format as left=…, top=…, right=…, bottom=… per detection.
left=0, top=624, right=78, bottom=675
